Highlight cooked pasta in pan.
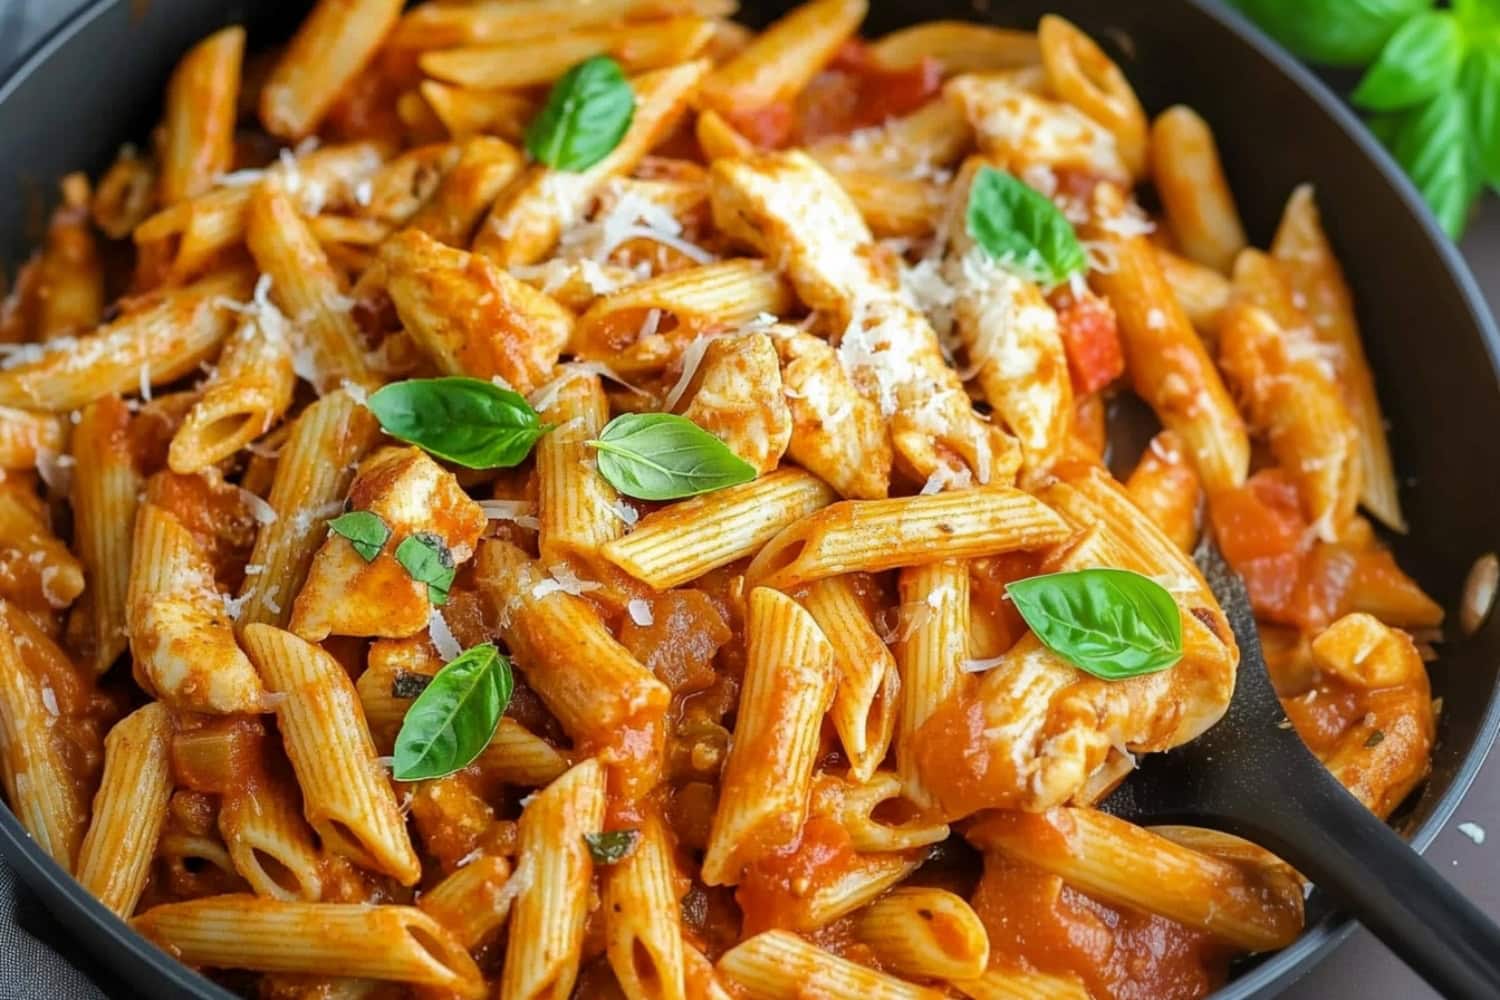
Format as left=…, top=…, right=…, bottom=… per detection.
left=0, top=1, right=1447, bottom=997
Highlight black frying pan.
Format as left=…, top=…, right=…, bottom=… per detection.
left=0, top=1, right=1497, bottom=998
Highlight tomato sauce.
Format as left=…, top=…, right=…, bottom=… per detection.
left=735, top=815, right=859, bottom=936
left=1050, top=285, right=1124, bottom=395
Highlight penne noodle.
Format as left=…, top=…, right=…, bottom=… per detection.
left=159, top=27, right=245, bottom=204
left=799, top=576, right=898, bottom=782
left=605, top=810, right=686, bottom=1000
left=1150, top=106, right=1247, bottom=273
left=219, top=777, right=326, bottom=902
left=746, top=485, right=1070, bottom=592
left=260, top=0, right=405, bottom=140
left=717, top=930, right=942, bottom=1000
left=0, top=406, right=65, bottom=470
left=869, top=21, right=1040, bottom=73
left=850, top=887, right=990, bottom=981
left=896, top=559, right=969, bottom=808
left=133, top=897, right=485, bottom=996
left=36, top=174, right=104, bottom=339
left=698, top=0, right=868, bottom=115
left=1039, top=15, right=1148, bottom=179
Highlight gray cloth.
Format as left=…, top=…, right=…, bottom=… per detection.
left=0, top=861, right=107, bottom=999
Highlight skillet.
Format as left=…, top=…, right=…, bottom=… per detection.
left=0, top=1, right=1497, bottom=997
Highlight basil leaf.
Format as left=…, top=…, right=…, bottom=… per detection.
left=525, top=55, right=636, bottom=172
left=965, top=166, right=1086, bottom=287
left=326, top=510, right=390, bottom=562
left=1230, top=0, right=1430, bottom=66
left=367, top=377, right=546, bottom=469
left=584, top=829, right=640, bottom=865
left=1460, top=47, right=1500, bottom=189
left=393, top=643, right=512, bottom=781
left=395, top=532, right=456, bottom=605
left=1352, top=12, right=1464, bottom=111
left=1393, top=88, right=1479, bottom=238
left=587, top=413, right=757, bottom=501
left=1006, top=569, right=1183, bottom=681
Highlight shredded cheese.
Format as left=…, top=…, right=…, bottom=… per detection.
left=427, top=607, right=461, bottom=662
left=627, top=599, right=654, bottom=627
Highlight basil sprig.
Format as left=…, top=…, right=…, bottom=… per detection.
left=584, top=829, right=640, bottom=865
left=327, top=510, right=390, bottom=562
left=525, top=55, right=636, bottom=172
left=1235, top=0, right=1500, bottom=237
left=1006, top=569, right=1183, bottom=681
left=393, top=643, right=512, bottom=781
left=396, top=532, right=455, bottom=605
left=367, top=377, right=546, bottom=469
left=966, top=166, right=1086, bottom=287
left=587, top=413, right=756, bottom=501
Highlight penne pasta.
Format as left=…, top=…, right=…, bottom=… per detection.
left=260, top=0, right=405, bottom=140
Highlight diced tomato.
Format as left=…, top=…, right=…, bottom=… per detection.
left=722, top=101, right=798, bottom=150
left=1051, top=288, right=1124, bottom=394
left=1209, top=471, right=1305, bottom=565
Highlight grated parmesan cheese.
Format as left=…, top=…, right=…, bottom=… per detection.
left=663, top=334, right=716, bottom=411
left=238, top=487, right=278, bottom=525
left=1458, top=822, right=1487, bottom=845
left=627, top=598, right=654, bottom=627
left=427, top=607, right=461, bottom=662
left=531, top=563, right=602, bottom=600
left=35, top=451, right=74, bottom=496
left=608, top=500, right=640, bottom=527
left=961, top=655, right=1007, bottom=674
left=39, top=684, right=58, bottom=717
left=221, top=592, right=248, bottom=621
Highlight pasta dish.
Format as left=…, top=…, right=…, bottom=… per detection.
left=0, top=1, right=1455, bottom=998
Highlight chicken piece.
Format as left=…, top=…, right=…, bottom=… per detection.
left=673, top=332, right=791, bottom=475
left=290, top=447, right=486, bottom=641
left=775, top=330, right=890, bottom=499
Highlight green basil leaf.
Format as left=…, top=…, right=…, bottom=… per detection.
left=367, top=377, right=546, bottom=470
left=1392, top=88, right=1479, bottom=238
left=395, top=532, right=456, bottom=605
left=965, top=166, right=1086, bottom=287
left=326, top=510, right=390, bottom=562
left=587, top=413, right=757, bottom=501
left=583, top=829, right=640, bottom=865
left=525, top=55, right=636, bottom=172
left=1455, top=0, right=1500, bottom=38
left=1006, top=569, right=1183, bottom=681
left=393, top=643, right=512, bottom=781
left=1229, top=0, right=1431, bottom=66
left=1352, top=12, right=1464, bottom=111
left=1460, top=47, right=1500, bottom=189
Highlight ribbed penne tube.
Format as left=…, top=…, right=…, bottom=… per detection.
left=602, top=469, right=836, bottom=590
left=500, top=758, right=607, bottom=1000
left=572, top=259, right=791, bottom=371
left=420, top=854, right=514, bottom=951
left=836, top=171, right=944, bottom=238
left=717, top=930, right=942, bottom=1000
left=953, top=967, right=1091, bottom=1000
left=0, top=479, right=83, bottom=624
left=475, top=718, right=570, bottom=788
left=809, top=100, right=972, bottom=177
left=868, top=21, right=1040, bottom=73
left=242, top=624, right=420, bottom=885
left=422, top=17, right=713, bottom=90
left=792, top=851, right=924, bottom=931
left=896, top=560, right=968, bottom=807
left=382, top=229, right=571, bottom=394
left=605, top=811, right=686, bottom=1000
left=159, top=26, right=244, bottom=204
left=236, top=391, right=378, bottom=630
left=698, top=0, right=866, bottom=114
left=71, top=397, right=139, bottom=672
left=1039, top=15, right=1147, bottom=177
left=1150, top=105, right=1246, bottom=273
left=851, top=887, right=989, bottom=981
left=1155, top=246, right=1230, bottom=336
left=745, top=486, right=1070, bottom=592
left=819, top=772, right=949, bottom=853
left=127, top=503, right=268, bottom=714
left=169, top=311, right=296, bottom=474
left=476, top=540, right=669, bottom=745
left=535, top=371, right=626, bottom=577
left=75, top=703, right=173, bottom=917
left=246, top=184, right=373, bottom=392
left=696, top=108, right=756, bottom=160
left=419, top=81, right=533, bottom=141
left=0, top=614, right=84, bottom=870
left=1124, top=430, right=1202, bottom=552
left=475, top=60, right=708, bottom=266
left=132, top=897, right=484, bottom=997
left=1272, top=183, right=1404, bottom=532
left=36, top=174, right=103, bottom=338
left=1083, top=183, right=1248, bottom=493
left=259, top=0, right=404, bottom=140
left=91, top=145, right=156, bottom=238
left=0, top=268, right=249, bottom=411
left=701, top=589, right=835, bottom=885
left=405, top=135, right=524, bottom=247
left=219, top=778, right=325, bottom=902
left=0, top=406, right=64, bottom=469
left=799, top=576, right=898, bottom=782
left=967, top=808, right=1304, bottom=952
